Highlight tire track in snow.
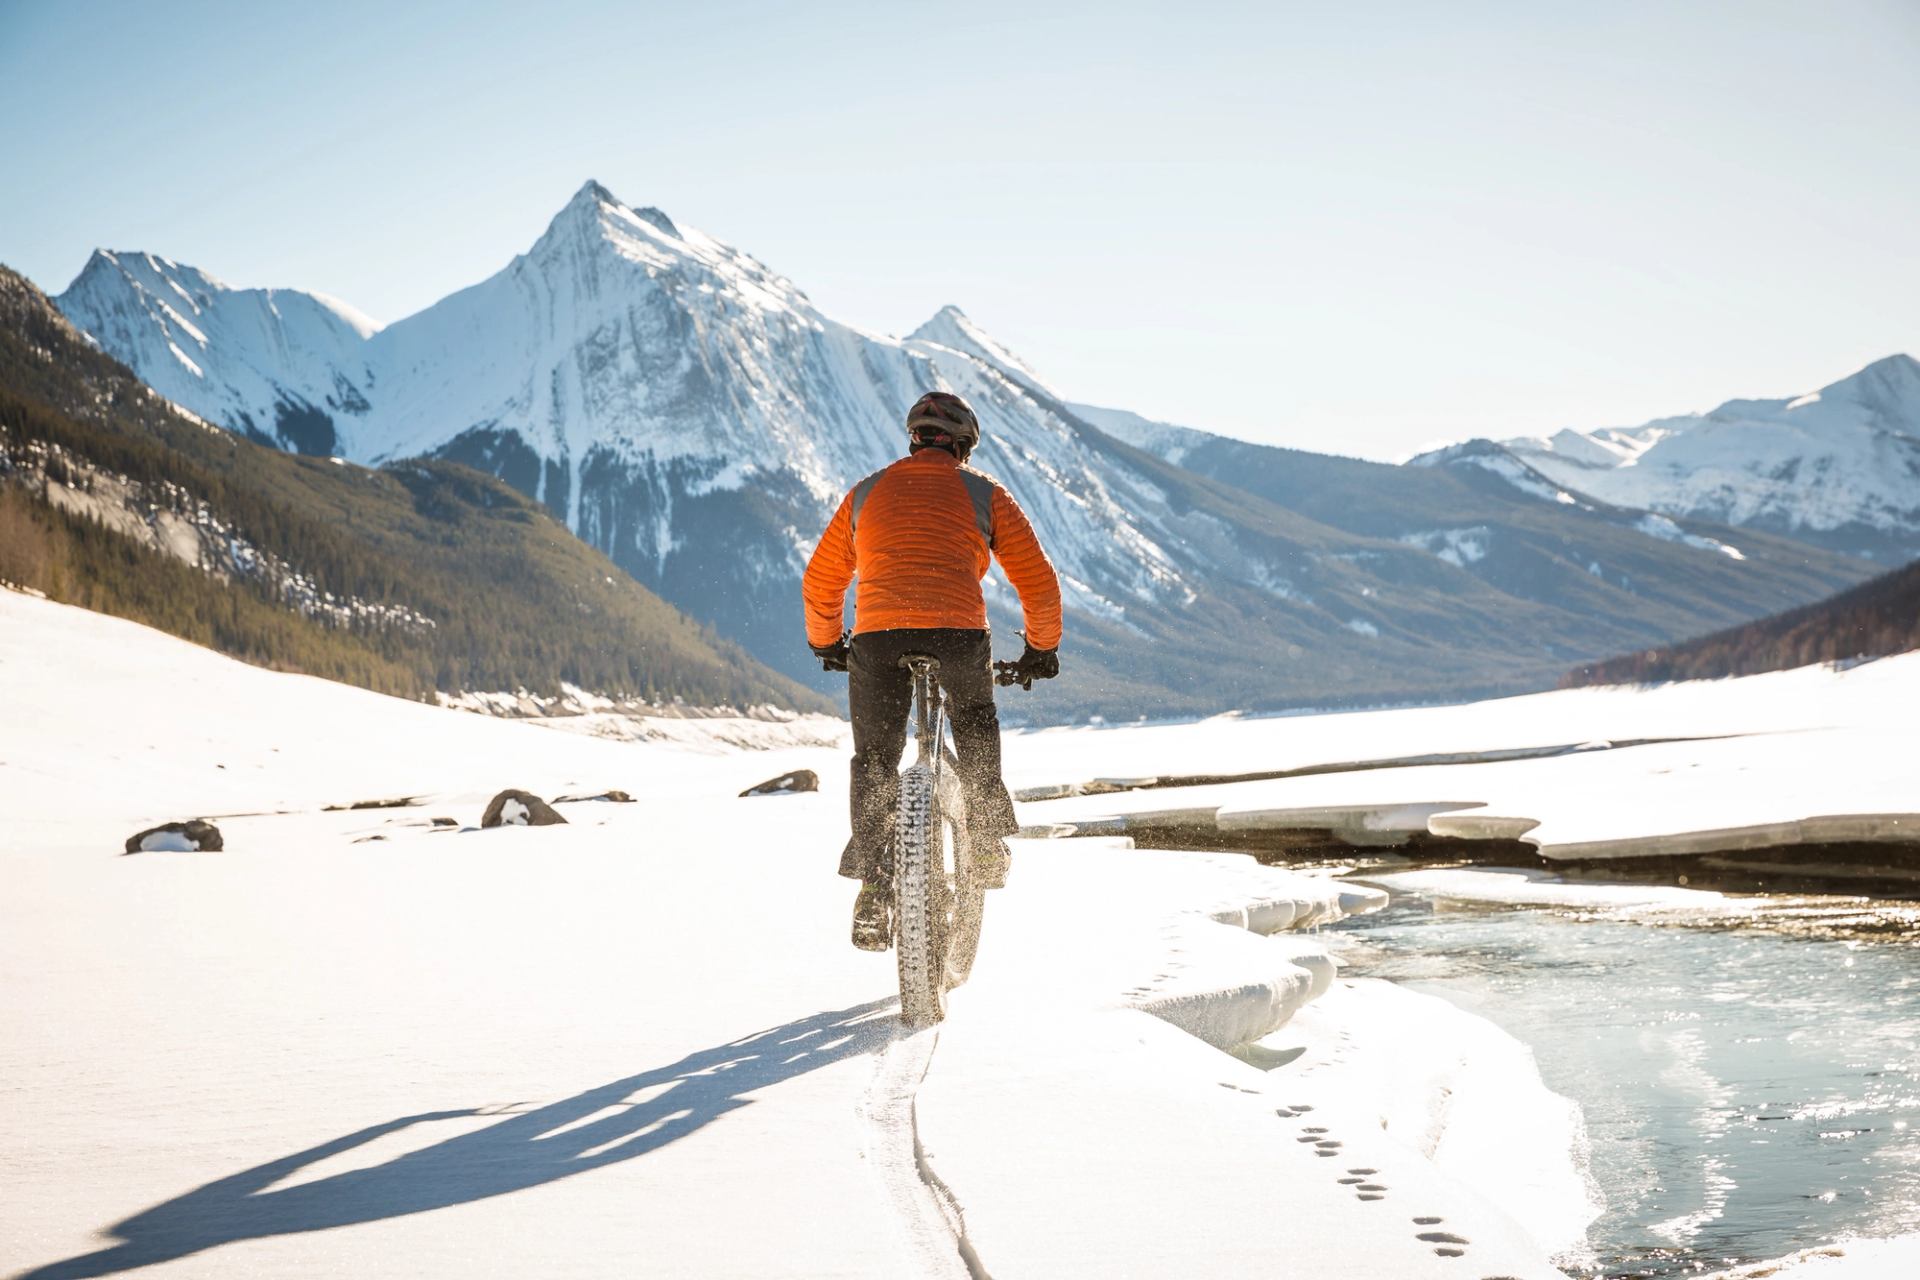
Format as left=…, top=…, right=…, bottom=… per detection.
left=860, top=1026, right=986, bottom=1280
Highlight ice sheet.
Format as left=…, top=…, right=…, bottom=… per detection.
left=1008, top=654, right=1920, bottom=866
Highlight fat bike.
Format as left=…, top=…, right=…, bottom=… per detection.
left=887, top=653, right=1030, bottom=1026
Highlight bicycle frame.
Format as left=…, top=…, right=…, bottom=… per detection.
left=904, top=654, right=947, bottom=779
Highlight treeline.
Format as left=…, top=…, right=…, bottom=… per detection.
left=0, top=265, right=827, bottom=712
left=0, top=484, right=426, bottom=695
left=1564, top=555, right=1920, bottom=686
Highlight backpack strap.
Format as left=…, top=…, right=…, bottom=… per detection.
left=958, top=468, right=998, bottom=549
left=846, top=469, right=886, bottom=538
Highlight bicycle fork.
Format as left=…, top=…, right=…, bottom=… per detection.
left=904, top=655, right=947, bottom=790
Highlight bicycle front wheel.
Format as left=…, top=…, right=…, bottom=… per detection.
left=894, top=763, right=948, bottom=1026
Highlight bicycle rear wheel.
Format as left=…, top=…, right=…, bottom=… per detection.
left=938, top=759, right=986, bottom=987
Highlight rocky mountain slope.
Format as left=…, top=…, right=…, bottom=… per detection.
left=1096, top=426, right=1854, bottom=650
left=1487, top=354, right=1920, bottom=565
left=1, top=265, right=824, bottom=712
left=51, top=181, right=1877, bottom=715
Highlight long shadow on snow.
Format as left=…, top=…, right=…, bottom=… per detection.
left=21, top=1000, right=895, bottom=1279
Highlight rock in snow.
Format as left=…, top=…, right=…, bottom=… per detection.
left=122, top=819, right=223, bottom=854
left=479, top=790, right=566, bottom=828
left=551, top=790, right=635, bottom=804
left=738, top=769, right=819, bottom=797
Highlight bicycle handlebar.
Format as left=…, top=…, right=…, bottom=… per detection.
left=992, top=660, right=1036, bottom=691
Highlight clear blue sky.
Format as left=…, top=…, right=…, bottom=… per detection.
left=3, top=0, right=1917, bottom=459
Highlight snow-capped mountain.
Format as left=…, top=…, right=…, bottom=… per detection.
left=48, top=181, right=1877, bottom=712
left=1488, top=355, right=1920, bottom=564
left=58, top=249, right=379, bottom=455
left=60, top=184, right=1218, bottom=679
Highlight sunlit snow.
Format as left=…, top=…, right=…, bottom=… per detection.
left=3, top=589, right=1595, bottom=1279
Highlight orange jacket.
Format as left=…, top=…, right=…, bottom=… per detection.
left=804, top=449, right=1063, bottom=651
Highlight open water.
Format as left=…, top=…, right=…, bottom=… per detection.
left=1329, top=887, right=1920, bottom=1277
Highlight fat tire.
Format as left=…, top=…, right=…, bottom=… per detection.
left=895, top=764, right=946, bottom=1026
left=938, top=762, right=986, bottom=987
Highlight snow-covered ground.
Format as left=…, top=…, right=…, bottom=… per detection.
left=1, top=591, right=1593, bottom=1278
left=1007, top=652, right=1920, bottom=870
left=1702, top=1235, right=1920, bottom=1279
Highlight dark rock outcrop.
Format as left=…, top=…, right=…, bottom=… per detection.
left=323, top=797, right=418, bottom=811
left=481, top=790, right=567, bottom=828
left=553, top=790, right=635, bottom=804
left=739, top=769, right=820, bottom=798
left=123, top=819, right=224, bottom=854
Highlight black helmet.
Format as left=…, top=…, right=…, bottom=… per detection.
left=905, top=391, right=981, bottom=457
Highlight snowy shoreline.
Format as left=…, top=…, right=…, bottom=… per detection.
left=1004, top=653, right=1920, bottom=895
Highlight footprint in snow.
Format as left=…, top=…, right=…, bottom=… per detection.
left=1407, top=1222, right=1468, bottom=1257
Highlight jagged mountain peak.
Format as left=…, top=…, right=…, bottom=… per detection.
left=908, top=303, right=1054, bottom=395
left=67, top=247, right=384, bottom=343
left=519, top=179, right=813, bottom=325
left=56, top=247, right=381, bottom=457
left=1802, top=352, right=1920, bottom=421
left=553, top=178, right=682, bottom=243
left=74, top=249, right=224, bottom=306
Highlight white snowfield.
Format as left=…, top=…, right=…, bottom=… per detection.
left=0, top=591, right=1587, bottom=1278
left=1009, top=651, right=1920, bottom=872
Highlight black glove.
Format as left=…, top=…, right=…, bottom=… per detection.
left=810, top=634, right=850, bottom=673
left=994, top=643, right=1059, bottom=690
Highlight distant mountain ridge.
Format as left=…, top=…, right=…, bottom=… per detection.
left=1476, top=354, right=1920, bottom=565
left=48, top=180, right=1881, bottom=715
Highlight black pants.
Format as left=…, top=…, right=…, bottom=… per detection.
left=837, top=628, right=1021, bottom=881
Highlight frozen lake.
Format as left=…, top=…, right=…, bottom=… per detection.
left=1330, top=887, right=1920, bottom=1276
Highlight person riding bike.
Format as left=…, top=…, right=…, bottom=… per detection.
left=803, top=390, right=1063, bottom=951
